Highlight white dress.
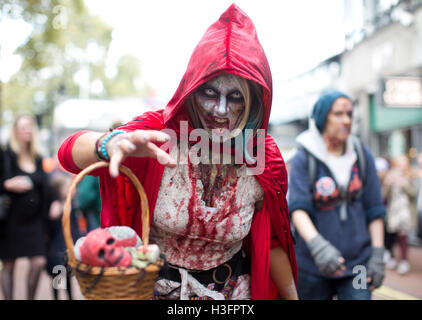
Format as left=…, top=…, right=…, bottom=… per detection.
left=150, top=147, right=264, bottom=299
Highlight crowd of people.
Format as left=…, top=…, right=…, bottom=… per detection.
left=376, top=152, right=422, bottom=276
left=0, top=115, right=99, bottom=300
left=0, top=4, right=421, bottom=300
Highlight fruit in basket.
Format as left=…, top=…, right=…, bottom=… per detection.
left=77, top=228, right=132, bottom=267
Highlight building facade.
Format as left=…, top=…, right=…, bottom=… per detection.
left=268, top=54, right=345, bottom=155
left=342, top=0, right=422, bottom=158
left=271, top=0, right=422, bottom=162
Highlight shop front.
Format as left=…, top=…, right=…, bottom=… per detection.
left=370, top=76, right=422, bottom=159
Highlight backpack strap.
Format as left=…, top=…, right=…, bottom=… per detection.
left=351, top=137, right=367, bottom=200
left=305, top=148, right=317, bottom=193
left=352, top=136, right=366, bottom=185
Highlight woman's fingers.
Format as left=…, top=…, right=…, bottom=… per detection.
left=126, top=130, right=175, bottom=166
left=129, top=130, right=171, bottom=146
left=145, top=142, right=176, bottom=167
left=107, top=130, right=174, bottom=177
left=109, top=148, right=124, bottom=178
left=118, top=138, right=136, bottom=154
left=107, top=134, right=137, bottom=177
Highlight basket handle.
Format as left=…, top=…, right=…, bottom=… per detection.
left=62, top=161, right=150, bottom=264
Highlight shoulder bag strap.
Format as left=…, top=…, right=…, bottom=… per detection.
left=306, top=149, right=317, bottom=193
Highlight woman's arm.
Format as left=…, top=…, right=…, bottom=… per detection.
left=72, top=131, right=103, bottom=170
left=62, top=130, right=176, bottom=177
left=269, top=247, right=298, bottom=300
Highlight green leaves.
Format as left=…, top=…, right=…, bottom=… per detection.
left=1, top=0, right=144, bottom=126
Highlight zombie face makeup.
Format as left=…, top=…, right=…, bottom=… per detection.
left=194, top=74, right=248, bottom=141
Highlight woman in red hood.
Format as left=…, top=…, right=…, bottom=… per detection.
left=58, top=4, right=297, bottom=300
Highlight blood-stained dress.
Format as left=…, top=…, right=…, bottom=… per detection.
left=151, top=148, right=264, bottom=299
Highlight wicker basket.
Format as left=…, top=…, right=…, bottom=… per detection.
left=62, top=161, right=163, bottom=300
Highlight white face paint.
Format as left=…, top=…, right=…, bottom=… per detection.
left=194, top=74, right=246, bottom=141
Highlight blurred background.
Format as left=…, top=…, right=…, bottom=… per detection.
left=1, top=0, right=420, bottom=159
left=1, top=0, right=422, bottom=162
left=1, top=0, right=422, bottom=300
left=271, top=0, right=422, bottom=164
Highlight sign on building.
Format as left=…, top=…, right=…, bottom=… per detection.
left=382, top=76, right=422, bottom=108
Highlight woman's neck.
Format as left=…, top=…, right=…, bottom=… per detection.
left=17, top=142, right=32, bottom=159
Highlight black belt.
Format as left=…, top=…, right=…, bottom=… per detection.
left=158, top=250, right=250, bottom=291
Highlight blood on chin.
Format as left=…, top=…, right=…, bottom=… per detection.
left=209, top=127, right=232, bottom=142
left=212, top=127, right=230, bottom=135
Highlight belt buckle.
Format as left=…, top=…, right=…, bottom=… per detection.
left=212, top=263, right=232, bottom=284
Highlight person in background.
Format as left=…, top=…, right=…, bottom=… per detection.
left=76, top=175, right=101, bottom=232
left=383, top=154, right=418, bottom=275
left=0, top=114, right=51, bottom=300
left=375, top=157, right=390, bottom=189
left=375, top=157, right=397, bottom=268
left=45, top=171, right=82, bottom=300
left=414, top=152, right=422, bottom=241
left=288, top=91, right=386, bottom=300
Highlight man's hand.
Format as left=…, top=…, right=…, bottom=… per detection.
left=366, top=247, right=385, bottom=291
left=307, top=234, right=346, bottom=276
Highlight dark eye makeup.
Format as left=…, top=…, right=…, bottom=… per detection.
left=228, top=91, right=244, bottom=102
left=201, top=87, right=218, bottom=98
left=197, top=87, right=244, bottom=103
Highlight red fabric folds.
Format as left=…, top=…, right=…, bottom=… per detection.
left=57, top=130, right=89, bottom=175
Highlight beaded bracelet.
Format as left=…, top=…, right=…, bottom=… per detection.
left=94, top=133, right=108, bottom=161
left=97, top=130, right=126, bottom=161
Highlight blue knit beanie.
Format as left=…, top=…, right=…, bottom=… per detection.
left=311, top=90, right=352, bottom=132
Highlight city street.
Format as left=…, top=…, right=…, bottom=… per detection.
left=0, top=243, right=421, bottom=300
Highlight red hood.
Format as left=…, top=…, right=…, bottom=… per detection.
left=58, top=4, right=296, bottom=300
left=163, top=4, right=272, bottom=132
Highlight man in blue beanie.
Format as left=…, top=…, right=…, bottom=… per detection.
left=287, top=90, right=386, bottom=300
left=311, top=91, right=352, bottom=133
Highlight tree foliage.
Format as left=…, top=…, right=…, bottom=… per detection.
left=1, top=0, right=145, bottom=125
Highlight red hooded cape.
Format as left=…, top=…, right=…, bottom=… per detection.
left=58, top=4, right=297, bottom=299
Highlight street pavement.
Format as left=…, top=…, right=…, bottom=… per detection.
left=0, top=243, right=421, bottom=300
left=0, top=257, right=85, bottom=300
left=373, top=243, right=422, bottom=300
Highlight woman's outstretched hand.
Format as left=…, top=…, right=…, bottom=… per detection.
left=106, top=130, right=176, bottom=178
